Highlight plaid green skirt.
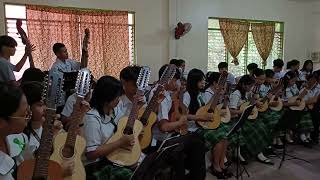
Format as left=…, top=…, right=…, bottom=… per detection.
left=202, top=121, right=237, bottom=149
left=258, top=110, right=283, bottom=142
left=93, top=165, right=132, bottom=180
left=298, top=111, right=314, bottom=132
left=239, top=119, right=270, bottom=157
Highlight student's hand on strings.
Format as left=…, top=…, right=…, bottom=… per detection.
left=196, top=113, right=214, bottom=122
left=53, top=114, right=63, bottom=136
left=157, top=90, right=165, bottom=104
left=61, top=159, right=75, bottom=177
left=120, top=134, right=135, bottom=150
left=135, top=94, right=145, bottom=109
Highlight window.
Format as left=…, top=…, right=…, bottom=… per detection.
left=208, top=18, right=284, bottom=77
left=4, top=4, right=136, bottom=80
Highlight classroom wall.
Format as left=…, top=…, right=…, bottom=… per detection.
left=309, top=1, right=320, bottom=70
left=169, top=0, right=314, bottom=73
left=0, top=0, right=169, bottom=81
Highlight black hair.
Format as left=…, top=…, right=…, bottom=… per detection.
left=236, top=75, right=255, bottom=99
left=218, top=62, right=228, bottom=70
left=90, top=76, right=122, bottom=118
left=291, top=59, right=300, bottom=66
left=20, top=82, right=44, bottom=106
left=21, top=82, right=44, bottom=138
left=177, top=59, right=185, bottom=66
left=120, top=65, right=142, bottom=82
left=265, top=69, right=275, bottom=78
left=205, top=71, right=220, bottom=90
left=283, top=71, right=297, bottom=91
left=273, top=59, right=284, bottom=68
left=169, top=59, right=178, bottom=65
left=301, top=60, right=313, bottom=73
left=186, top=69, right=205, bottom=114
left=306, top=71, right=319, bottom=81
left=0, top=35, right=17, bottom=53
left=158, top=64, right=181, bottom=80
left=0, top=82, right=24, bottom=121
left=252, top=68, right=265, bottom=77
left=21, top=68, right=46, bottom=84
left=53, top=43, right=66, bottom=55
left=247, top=63, right=258, bottom=73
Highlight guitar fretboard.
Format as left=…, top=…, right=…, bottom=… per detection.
left=140, top=86, right=163, bottom=125
left=124, top=91, right=143, bottom=134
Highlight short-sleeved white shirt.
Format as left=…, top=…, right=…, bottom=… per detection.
left=61, top=93, right=77, bottom=117
left=50, top=58, right=80, bottom=74
left=0, top=57, right=16, bottom=82
left=229, top=90, right=249, bottom=109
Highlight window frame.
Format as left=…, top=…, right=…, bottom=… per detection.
left=208, top=17, right=284, bottom=76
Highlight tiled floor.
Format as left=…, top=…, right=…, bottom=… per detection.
left=205, top=144, right=320, bottom=180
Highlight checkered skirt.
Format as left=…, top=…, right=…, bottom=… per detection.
left=298, top=111, right=314, bottom=132
left=93, top=165, right=133, bottom=180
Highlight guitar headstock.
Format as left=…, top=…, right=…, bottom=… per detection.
left=158, top=64, right=176, bottom=86
left=42, top=71, right=64, bottom=109
left=136, top=66, right=151, bottom=91
left=16, top=19, right=29, bottom=46
left=82, top=28, right=90, bottom=51
left=75, top=68, right=91, bottom=98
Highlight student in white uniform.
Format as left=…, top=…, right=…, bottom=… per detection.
left=83, top=76, right=133, bottom=180
left=300, top=60, right=313, bottom=82
left=20, top=82, right=77, bottom=177
left=0, top=83, right=30, bottom=179
left=0, top=35, right=34, bottom=86
left=218, top=62, right=236, bottom=85
left=235, top=63, right=258, bottom=83
left=273, top=59, right=286, bottom=80
left=149, top=64, right=207, bottom=180
left=311, top=70, right=320, bottom=143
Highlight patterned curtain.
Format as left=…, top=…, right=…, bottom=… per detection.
left=251, top=22, right=275, bottom=66
left=26, top=5, right=129, bottom=78
left=219, top=19, right=249, bottom=65
left=26, top=5, right=79, bottom=70
left=78, top=11, right=129, bottom=78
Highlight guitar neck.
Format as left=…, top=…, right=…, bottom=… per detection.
left=124, top=91, right=142, bottom=134
left=80, top=49, right=88, bottom=68
left=33, top=109, right=56, bottom=177
left=62, top=97, right=84, bottom=158
left=140, top=86, right=162, bottom=124
left=28, top=53, right=35, bottom=68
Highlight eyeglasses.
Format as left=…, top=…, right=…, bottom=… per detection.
left=9, top=112, right=32, bottom=121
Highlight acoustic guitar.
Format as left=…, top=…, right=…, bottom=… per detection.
left=138, top=64, right=176, bottom=149
left=257, top=80, right=284, bottom=112
left=18, top=71, right=64, bottom=180
left=269, top=96, right=283, bottom=111
left=217, top=95, right=231, bottom=123
left=50, top=68, right=91, bottom=180
left=106, top=66, right=151, bottom=166
left=196, top=71, right=228, bottom=129
left=16, top=19, right=34, bottom=68
left=240, top=85, right=260, bottom=120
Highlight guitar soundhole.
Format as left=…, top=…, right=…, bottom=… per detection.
left=207, top=109, right=214, bottom=113
left=124, top=127, right=133, bottom=135
left=274, top=97, right=278, bottom=101
left=62, top=145, right=74, bottom=158
left=32, top=176, right=47, bottom=180
left=140, top=118, right=147, bottom=126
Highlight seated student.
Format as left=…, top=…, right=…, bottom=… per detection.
left=218, top=62, right=236, bottom=85
left=149, top=64, right=206, bottom=180
left=311, top=70, right=320, bottom=143
left=170, top=59, right=186, bottom=76
left=20, top=82, right=83, bottom=177
left=0, top=35, right=34, bottom=85
left=273, top=59, right=285, bottom=80
left=0, top=82, right=30, bottom=179
left=300, top=60, right=313, bottom=82
left=83, top=76, right=133, bottom=180
left=298, top=73, right=319, bottom=146
left=201, top=72, right=233, bottom=179
left=50, top=43, right=81, bottom=73
left=20, top=67, right=46, bottom=84
left=236, top=63, right=258, bottom=83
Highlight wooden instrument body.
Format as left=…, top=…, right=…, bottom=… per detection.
left=288, top=96, right=306, bottom=111
left=257, top=98, right=269, bottom=112
left=17, top=159, right=63, bottom=180
left=138, top=107, right=157, bottom=149
left=196, top=104, right=221, bottom=129
left=106, top=117, right=143, bottom=166
left=51, top=133, right=86, bottom=180
left=240, top=102, right=258, bottom=120
left=216, top=104, right=231, bottom=123
left=269, top=96, right=283, bottom=111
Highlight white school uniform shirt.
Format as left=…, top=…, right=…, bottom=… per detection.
left=229, top=90, right=250, bottom=109
left=50, top=58, right=81, bottom=74
left=182, top=91, right=206, bottom=132
left=284, top=84, right=300, bottom=101
left=203, top=88, right=214, bottom=104
left=149, top=89, right=173, bottom=142
left=227, top=73, right=237, bottom=85
left=314, top=84, right=320, bottom=97
left=61, top=93, right=77, bottom=118
left=0, top=133, right=31, bottom=180
left=83, top=108, right=122, bottom=165
left=299, top=70, right=310, bottom=82
left=259, top=84, right=272, bottom=98
left=0, top=57, right=16, bottom=82
left=274, top=71, right=286, bottom=80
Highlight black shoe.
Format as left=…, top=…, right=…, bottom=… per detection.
left=302, top=140, right=312, bottom=148
left=209, top=166, right=227, bottom=179
left=222, top=168, right=233, bottom=178
left=274, top=144, right=284, bottom=149
left=265, top=147, right=277, bottom=156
